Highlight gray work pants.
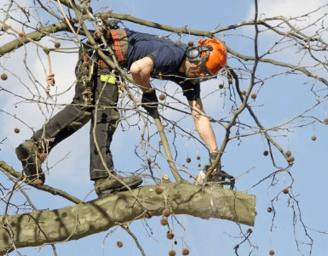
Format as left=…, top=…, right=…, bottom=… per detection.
left=32, top=69, right=119, bottom=180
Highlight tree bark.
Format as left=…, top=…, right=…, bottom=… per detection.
left=0, top=181, right=255, bottom=255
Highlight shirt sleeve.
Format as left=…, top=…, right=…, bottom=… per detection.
left=148, top=45, right=186, bottom=75
left=167, top=76, right=201, bottom=101
left=180, top=81, right=200, bottom=101
left=145, top=41, right=199, bottom=101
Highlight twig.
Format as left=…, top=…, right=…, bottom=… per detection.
left=0, top=178, right=27, bottom=203
left=0, top=161, right=81, bottom=204
left=118, top=223, right=146, bottom=256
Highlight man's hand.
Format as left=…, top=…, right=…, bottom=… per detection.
left=141, top=90, right=158, bottom=115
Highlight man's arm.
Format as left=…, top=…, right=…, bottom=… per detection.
left=130, top=56, right=154, bottom=92
left=189, top=99, right=218, bottom=153
left=130, top=56, right=158, bottom=115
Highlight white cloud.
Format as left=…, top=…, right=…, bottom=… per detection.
left=241, top=0, right=328, bottom=78
left=246, top=0, right=328, bottom=40
left=248, top=0, right=327, bottom=20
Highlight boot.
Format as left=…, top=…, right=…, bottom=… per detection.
left=15, top=140, right=45, bottom=184
left=95, top=174, right=142, bottom=197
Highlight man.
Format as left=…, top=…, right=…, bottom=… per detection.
left=15, top=27, right=227, bottom=197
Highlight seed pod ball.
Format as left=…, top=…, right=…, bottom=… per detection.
left=269, top=250, right=275, bottom=255
left=166, top=230, right=174, bottom=239
left=311, top=135, right=317, bottom=141
left=241, top=90, right=246, bottom=95
left=169, top=249, right=176, bottom=256
left=54, top=42, right=61, bottom=48
left=263, top=150, right=269, bottom=156
left=14, top=128, right=20, bottom=133
left=1, top=73, right=8, bottom=80
left=251, top=93, right=257, bottom=99
left=116, top=240, right=123, bottom=248
left=160, top=217, right=168, bottom=226
left=155, top=186, right=163, bottom=194
left=288, top=156, right=295, bottom=163
left=162, top=208, right=171, bottom=217
left=186, top=158, right=191, bottom=163
left=324, top=118, right=328, bottom=124
left=286, top=151, right=292, bottom=157
left=159, top=94, right=166, bottom=101
left=267, top=207, right=272, bottom=213
left=283, top=188, right=289, bottom=194
left=18, top=31, right=25, bottom=37
left=182, top=248, right=190, bottom=255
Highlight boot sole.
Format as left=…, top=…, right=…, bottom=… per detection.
left=97, top=179, right=143, bottom=198
left=16, top=144, right=45, bottom=183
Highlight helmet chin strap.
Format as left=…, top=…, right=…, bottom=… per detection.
left=183, top=59, right=188, bottom=75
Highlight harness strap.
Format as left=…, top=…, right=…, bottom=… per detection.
left=110, top=29, right=127, bottom=65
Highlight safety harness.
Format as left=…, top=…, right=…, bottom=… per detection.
left=93, top=27, right=128, bottom=67
left=110, top=29, right=128, bottom=65
left=77, top=25, right=129, bottom=106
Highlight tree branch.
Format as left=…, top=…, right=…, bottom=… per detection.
left=0, top=161, right=82, bottom=205
left=0, top=181, right=256, bottom=255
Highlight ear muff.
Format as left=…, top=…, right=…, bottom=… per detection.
left=186, top=48, right=200, bottom=62
left=186, top=46, right=213, bottom=63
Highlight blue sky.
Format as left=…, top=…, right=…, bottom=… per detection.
left=1, top=0, right=328, bottom=255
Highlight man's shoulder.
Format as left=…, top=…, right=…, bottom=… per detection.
left=127, top=29, right=187, bottom=48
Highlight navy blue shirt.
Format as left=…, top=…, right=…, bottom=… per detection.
left=126, top=29, right=200, bottom=101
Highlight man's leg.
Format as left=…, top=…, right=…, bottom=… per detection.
left=16, top=81, right=92, bottom=183
left=90, top=73, right=142, bottom=196
left=89, top=76, right=118, bottom=180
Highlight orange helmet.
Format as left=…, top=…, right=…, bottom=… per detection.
left=198, top=39, right=227, bottom=75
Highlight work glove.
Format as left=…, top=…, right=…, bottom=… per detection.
left=141, top=90, right=158, bottom=115
left=207, top=151, right=235, bottom=189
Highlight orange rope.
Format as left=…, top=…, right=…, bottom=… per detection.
left=56, top=0, right=78, bottom=36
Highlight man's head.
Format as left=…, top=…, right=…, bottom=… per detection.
left=183, top=39, right=227, bottom=79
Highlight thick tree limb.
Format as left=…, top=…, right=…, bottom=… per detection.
left=0, top=13, right=90, bottom=57
left=0, top=21, right=71, bottom=57
left=0, top=182, right=256, bottom=255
